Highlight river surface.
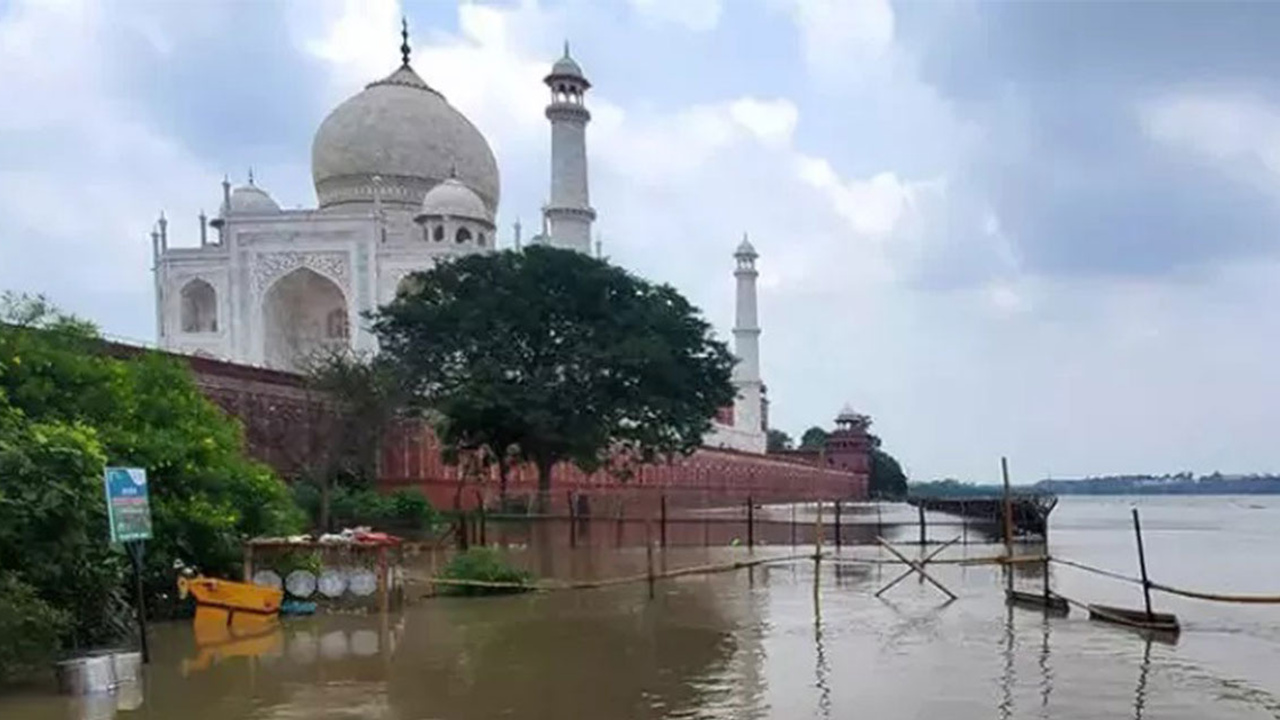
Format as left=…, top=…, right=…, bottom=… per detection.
left=4, top=495, right=1280, bottom=719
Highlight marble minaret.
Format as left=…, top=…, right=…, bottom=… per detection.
left=733, top=235, right=764, bottom=436
left=542, top=43, right=595, bottom=253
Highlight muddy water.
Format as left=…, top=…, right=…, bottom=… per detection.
left=4, top=497, right=1280, bottom=719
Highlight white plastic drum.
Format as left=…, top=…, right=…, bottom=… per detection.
left=285, top=569, right=317, bottom=598
left=251, top=569, right=282, bottom=591
left=348, top=568, right=378, bottom=597
left=317, top=568, right=347, bottom=598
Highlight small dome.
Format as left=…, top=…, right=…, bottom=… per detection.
left=312, top=64, right=500, bottom=212
left=224, top=184, right=280, bottom=215
left=735, top=235, right=757, bottom=257
left=545, top=43, right=589, bottom=86
left=416, top=178, right=492, bottom=224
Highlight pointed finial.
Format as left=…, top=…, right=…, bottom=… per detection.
left=401, top=17, right=411, bottom=67
left=247, top=167, right=255, bottom=185
left=563, top=40, right=571, bottom=58
left=449, top=163, right=458, bottom=179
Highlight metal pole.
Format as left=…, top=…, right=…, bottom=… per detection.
left=127, top=541, right=150, bottom=664
left=747, top=496, right=755, bottom=550
left=1132, top=508, right=1153, bottom=620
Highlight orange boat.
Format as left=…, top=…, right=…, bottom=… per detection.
left=177, top=574, right=282, bottom=646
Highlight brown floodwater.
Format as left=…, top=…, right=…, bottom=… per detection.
left=4, top=496, right=1280, bottom=719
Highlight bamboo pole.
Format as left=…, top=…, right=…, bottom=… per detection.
left=1002, top=456, right=1014, bottom=594
left=876, top=536, right=960, bottom=597
left=660, top=494, right=668, bottom=548
left=1133, top=508, right=1153, bottom=620
left=791, top=503, right=797, bottom=547
left=747, top=496, right=755, bottom=550
left=647, top=521, right=656, bottom=600
left=918, top=504, right=927, bottom=546
left=834, top=500, right=842, bottom=549
left=876, top=537, right=957, bottom=601
left=568, top=492, right=577, bottom=549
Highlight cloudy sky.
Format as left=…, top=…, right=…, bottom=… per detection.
left=4, top=0, right=1280, bottom=483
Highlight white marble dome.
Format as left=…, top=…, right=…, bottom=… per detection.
left=311, top=64, right=500, bottom=213
left=224, top=184, right=280, bottom=215
left=417, top=177, right=492, bottom=224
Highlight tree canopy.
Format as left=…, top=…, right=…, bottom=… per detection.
left=372, top=247, right=737, bottom=504
left=766, top=428, right=794, bottom=452
left=799, top=426, right=829, bottom=450
left=0, top=293, right=301, bottom=675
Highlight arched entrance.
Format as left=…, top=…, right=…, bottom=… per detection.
left=179, top=279, right=218, bottom=333
left=261, top=267, right=349, bottom=372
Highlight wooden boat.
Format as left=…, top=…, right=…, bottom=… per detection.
left=1006, top=589, right=1069, bottom=615
left=1087, top=603, right=1180, bottom=634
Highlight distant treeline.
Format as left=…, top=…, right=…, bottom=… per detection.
left=1035, top=473, right=1280, bottom=495
left=911, top=473, right=1280, bottom=497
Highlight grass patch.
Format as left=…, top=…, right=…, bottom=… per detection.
left=436, top=547, right=533, bottom=596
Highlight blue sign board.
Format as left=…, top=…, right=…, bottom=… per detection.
left=104, top=467, right=152, bottom=543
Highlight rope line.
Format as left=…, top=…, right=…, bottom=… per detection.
left=1051, top=557, right=1280, bottom=605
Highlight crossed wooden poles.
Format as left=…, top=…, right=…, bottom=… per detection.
left=874, top=535, right=960, bottom=601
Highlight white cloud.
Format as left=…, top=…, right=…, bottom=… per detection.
left=776, top=0, right=896, bottom=80
left=1140, top=90, right=1280, bottom=188
left=628, top=0, right=722, bottom=32
left=794, top=156, right=918, bottom=238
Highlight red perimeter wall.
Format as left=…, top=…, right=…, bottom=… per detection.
left=103, top=342, right=867, bottom=510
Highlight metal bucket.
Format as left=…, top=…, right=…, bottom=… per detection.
left=54, top=650, right=144, bottom=695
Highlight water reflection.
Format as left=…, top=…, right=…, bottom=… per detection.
left=1134, top=637, right=1153, bottom=720
left=812, top=566, right=830, bottom=720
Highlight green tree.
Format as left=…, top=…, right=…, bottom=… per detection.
left=0, top=292, right=302, bottom=652
left=766, top=428, right=794, bottom=452
left=870, top=444, right=908, bottom=499
left=799, top=426, right=829, bottom=450
left=300, top=348, right=409, bottom=530
left=373, top=247, right=736, bottom=509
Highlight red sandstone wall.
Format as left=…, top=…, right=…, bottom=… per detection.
left=102, top=342, right=868, bottom=509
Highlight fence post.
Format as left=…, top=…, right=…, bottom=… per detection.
left=646, top=521, right=656, bottom=600
left=568, top=491, right=577, bottom=549
left=616, top=501, right=625, bottom=548
left=1133, top=508, right=1153, bottom=620
left=747, top=495, right=755, bottom=550
left=791, top=503, right=797, bottom=547
left=834, top=499, right=842, bottom=549
left=660, top=494, right=668, bottom=548
left=478, top=502, right=487, bottom=547
left=1002, top=456, right=1014, bottom=594
left=918, top=504, right=927, bottom=546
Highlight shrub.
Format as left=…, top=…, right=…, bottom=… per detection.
left=0, top=573, right=71, bottom=682
left=306, top=484, right=438, bottom=532
left=436, top=547, right=532, bottom=596
left=388, top=488, right=437, bottom=529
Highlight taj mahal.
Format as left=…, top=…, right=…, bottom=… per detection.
left=150, top=26, right=766, bottom=453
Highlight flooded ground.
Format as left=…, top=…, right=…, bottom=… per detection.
left=4, top=496, right=1279, bottom=719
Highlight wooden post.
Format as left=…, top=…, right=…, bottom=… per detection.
left=616, top=501, right=625, bottom=548
left=1042, top=519, right=1051, bottom=603
left=568, top=492, right=577, bottom=549
left=815, top=501, right=824, bottom=559
left=790, top=502, right=797, bottom=547
left=377, top=545, right=389, bottom=616
left=834, top=500, right=842, bottom=549
left=918, top=504, right=927, bottom=546
left=458, top=513, right=470, bottom=551
left=660, top=494, right=668, bottom=548
left=1132, top=508, right=1153, bottom=621
left=961, top=500, right=968, bottom=544
left=747, top=496, right=755, bottom=550
left=478, top=503, right=487, bottom=547
left=1001, top=456, right=1014, bottom=593
left=646, top=522, right=656, bottom=600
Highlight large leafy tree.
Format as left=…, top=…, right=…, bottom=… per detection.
left=869, top=436, right=908, bottom=498
left=373, top=246, right=736, bottom=507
